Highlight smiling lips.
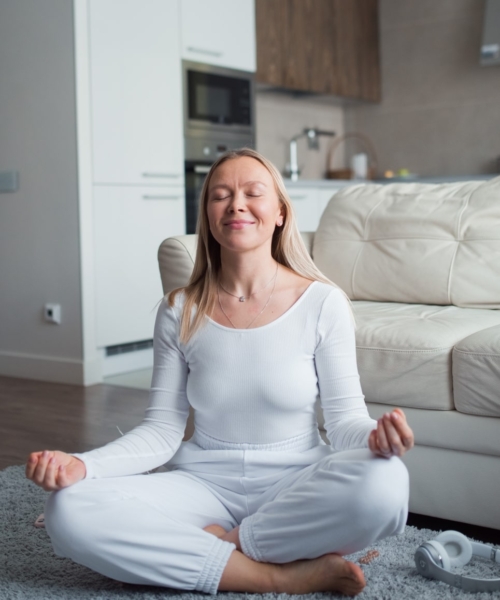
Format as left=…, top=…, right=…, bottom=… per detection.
left=224, top=220, right=255, bottom=229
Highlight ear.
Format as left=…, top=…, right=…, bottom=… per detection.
left=276, top=206, right=285, bottom=226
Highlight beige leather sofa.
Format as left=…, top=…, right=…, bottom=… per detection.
left=158, top=176, right=500, bottom=530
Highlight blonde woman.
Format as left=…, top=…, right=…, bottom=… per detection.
left=26, top=149, right=414, bottom=596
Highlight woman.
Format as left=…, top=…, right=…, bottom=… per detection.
left=26, top=148, right=414, bottom=597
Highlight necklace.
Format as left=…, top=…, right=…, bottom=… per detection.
left=218, top=262, right=279, bottom=302
left=217, top=267, right=279, bottom=329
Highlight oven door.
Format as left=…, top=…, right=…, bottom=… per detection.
left=185, top=161, right=212, bottom=234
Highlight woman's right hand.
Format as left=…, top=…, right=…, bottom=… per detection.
left=25, top=450, right=86, bottom=491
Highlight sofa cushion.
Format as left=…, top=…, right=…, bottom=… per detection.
left=453, top=324, right=500, bottom=417
left=313, top=177, right=500, bottom=308
left=351, top=301, right=500, bottom=410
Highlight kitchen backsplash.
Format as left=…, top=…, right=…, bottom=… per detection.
left=255, top=90, right=345, bottom=180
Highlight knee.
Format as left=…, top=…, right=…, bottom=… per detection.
left=321, top=451, right=409, bottom=533
left=355, top=455, right=409, bottom=532
left=44, top=484, right=89, bottom=558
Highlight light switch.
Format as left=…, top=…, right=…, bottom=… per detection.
left=0, top=171, right=19, bottom=193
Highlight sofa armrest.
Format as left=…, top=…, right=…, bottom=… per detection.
left=158, top=235, right=197, bottom=295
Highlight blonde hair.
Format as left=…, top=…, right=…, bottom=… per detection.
left=169, top=148, right=351, bottom=342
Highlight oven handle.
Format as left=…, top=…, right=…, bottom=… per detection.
left=193, top=165, right=212, bottom=174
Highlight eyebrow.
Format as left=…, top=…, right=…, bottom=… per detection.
left=209, top=180, right=268, bottom=192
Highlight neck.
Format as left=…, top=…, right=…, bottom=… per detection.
left=218, top=246, right=278, bottom=298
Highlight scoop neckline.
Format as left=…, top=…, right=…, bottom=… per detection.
left=207, top=280, right=318, bottom=332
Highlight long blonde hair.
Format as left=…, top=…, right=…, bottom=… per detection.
left=169, top=148, right=350, bottom=342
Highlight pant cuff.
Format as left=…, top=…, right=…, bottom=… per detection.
left=239, top=518, right=263, bottom=562
left=195, top=537, right=236, bottom=595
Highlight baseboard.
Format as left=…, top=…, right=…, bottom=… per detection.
left=0, top=350, right=102, bottom=386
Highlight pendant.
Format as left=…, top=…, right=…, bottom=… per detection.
left=239, top=296, right=246, bottom=302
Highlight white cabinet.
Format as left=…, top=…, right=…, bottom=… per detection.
left=286, top=183, right=357, bottom=231
left=287, top=188, right=320, bottom=232
left=181, top=0, right=256, bottom=72
left=89, top=0, right=184, bottom=185
left=93, top=186, right=185, bottom=348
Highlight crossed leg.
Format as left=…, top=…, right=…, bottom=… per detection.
left=204, top=448, right=409, bottom=596
left=204, top=524, right=366, bottom=595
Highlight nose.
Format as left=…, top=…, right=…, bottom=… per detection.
left=226, top=189, right=247, bottom=213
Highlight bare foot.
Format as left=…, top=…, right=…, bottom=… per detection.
left=203, top=524, right=228, bottom=538
left=275, top=553, right=366, bottom=596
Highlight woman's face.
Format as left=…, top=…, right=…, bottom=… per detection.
left=206, top=156, right=283, bottom=254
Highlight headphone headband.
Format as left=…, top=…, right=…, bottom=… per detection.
left=415, top=532, right=500, bottom=593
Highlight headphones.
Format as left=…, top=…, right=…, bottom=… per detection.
left=415, top=530, right=500, bottom=592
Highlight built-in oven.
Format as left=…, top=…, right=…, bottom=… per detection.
left=183, top=60, right=256, bottom=234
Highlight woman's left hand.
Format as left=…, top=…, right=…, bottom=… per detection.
left=368, top=408, right=414, bottom=458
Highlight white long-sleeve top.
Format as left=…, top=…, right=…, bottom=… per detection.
left=74, top=281, right=377, bottom=479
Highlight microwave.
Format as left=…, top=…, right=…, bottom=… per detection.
left=182, top=60, right=255, bottom=139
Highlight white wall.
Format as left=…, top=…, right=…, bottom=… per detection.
left=0, top=1, right=84, bottom=383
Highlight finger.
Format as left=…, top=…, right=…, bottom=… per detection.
left=368, top=429, right=378, bottom=453
left=43, top=456, right=59, bottom=491
left=376, top=418, right=391, bottom=455
left=392, top=407, right=406, bottom=422
left=56, top=464, right=69, bottom=489
left=33, top=450, right=53, bottom=486
left=390, top=411, right=414, bottom=449
left=25, top=452, right=42, bottom=480
left=381, top=413, right=406, bottom=456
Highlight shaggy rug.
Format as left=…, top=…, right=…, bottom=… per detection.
left=1, top=465, right=499, bottom=599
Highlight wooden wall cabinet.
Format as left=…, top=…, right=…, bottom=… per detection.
left=255, top=0, right=380, bottom=102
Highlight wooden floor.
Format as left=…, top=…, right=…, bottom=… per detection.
left=2, top=375, right=499, bottom=545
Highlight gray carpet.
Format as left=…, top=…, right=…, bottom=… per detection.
left=2, top=465, right=499, bottom=599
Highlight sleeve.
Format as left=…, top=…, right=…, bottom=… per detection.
left=71, top=298, right=190, bottom=479
left=314, top=288, right=377, bottom=451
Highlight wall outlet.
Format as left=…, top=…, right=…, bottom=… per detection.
left=44, top=303, right=61, bottom=324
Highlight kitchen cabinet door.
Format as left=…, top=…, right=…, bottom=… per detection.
left=181, top=0, right=256, bottom=72
left=287, top=188, right=320, bottom=232
left=89, top=0, right=184, bottom=185
left=256, top=0, right=380, bottom=101
left=93, top=186, right=185, bottom=348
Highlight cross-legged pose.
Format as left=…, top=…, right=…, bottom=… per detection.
left=26, top=148, right=414, bottom=596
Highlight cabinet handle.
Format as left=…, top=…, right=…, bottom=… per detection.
left=142, top=195, right=182, bottom=200
left=187, top=46, right=223, bottom=58
left=142, top=172, right=181, bottom=179
left=290, top=195, right=308, bottom=200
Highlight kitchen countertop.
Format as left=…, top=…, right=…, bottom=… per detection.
left=283, top=178, right=355, bottom=188
left=284, top=174, right=498, bottom=187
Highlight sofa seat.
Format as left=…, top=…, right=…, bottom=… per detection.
left=351, top=301, right=500, bottom=410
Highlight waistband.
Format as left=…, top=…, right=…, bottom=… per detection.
left=191, top=427, right=323, bottom=452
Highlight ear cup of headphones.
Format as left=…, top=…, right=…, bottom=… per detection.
left=433, top=530, right=472, bottom=568
left=425, top=540, right=451, bottom=570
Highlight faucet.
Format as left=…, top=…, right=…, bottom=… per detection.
left=288, top=128, right=336, bottom=181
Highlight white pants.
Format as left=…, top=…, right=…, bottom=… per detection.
left=44, top=429, right=409, bottom=595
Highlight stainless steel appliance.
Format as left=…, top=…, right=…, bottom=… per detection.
left=183, top=60, right=256, bottom=233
